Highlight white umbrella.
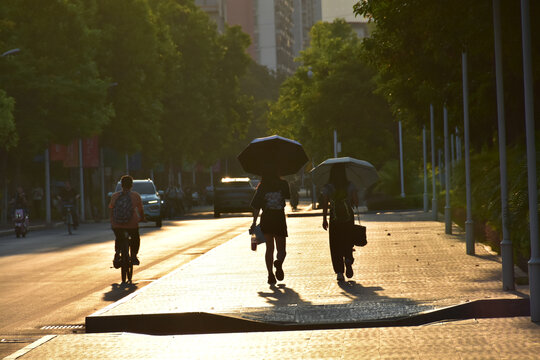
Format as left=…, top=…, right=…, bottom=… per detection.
left=310, top=157, right=378, bottom=189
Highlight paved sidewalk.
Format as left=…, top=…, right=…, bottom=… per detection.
left=5, top=208, right=539, bottom=359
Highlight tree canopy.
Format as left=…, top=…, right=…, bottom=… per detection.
left=354, top=0, right=540, bottom=150
left=0, top=0, right=259, bottom=174
left=268, top=19, right=395, bottom=168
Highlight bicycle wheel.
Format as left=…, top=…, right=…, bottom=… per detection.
left=120, top=235, right=133, bottom=283
left=67, top=213, right=72, bottom=235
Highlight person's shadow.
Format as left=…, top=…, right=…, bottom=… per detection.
left=336, top=280, right=384, bottom=302
left=258, top=284, right=312, bottom=307
left=103, top=282, right=138, bottom=302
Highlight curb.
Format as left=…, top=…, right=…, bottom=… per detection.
left=85, top=298, right=530, bottom=336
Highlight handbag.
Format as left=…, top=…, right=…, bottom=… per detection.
left=351, top=211, right=367, bottom=247
left=249, top=224, right=266, bottom=251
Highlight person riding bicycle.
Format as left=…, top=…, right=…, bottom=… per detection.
left=10, top=186, right=29, bottom=220
left=58, top=181, right=79, bottom=229
left=109, top=175, right=145, bottom=267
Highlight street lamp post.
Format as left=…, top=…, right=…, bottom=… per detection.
left=430, top=105, right=438, bottom=220
left=493, top=0, right=514, bottom=291
left=520, top=0, right=540, bottom=322
left=423, top=126, right=429, bottom=212
left=443, top=105, right=452, bottom=234
left=399, top=121, right=405, bottom=198
left=462, top=52, right=474, bottom=254
left=1, top=48, right=20, bottom=225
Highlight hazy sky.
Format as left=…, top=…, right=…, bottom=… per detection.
left=321, top=0, right=365, bottom=22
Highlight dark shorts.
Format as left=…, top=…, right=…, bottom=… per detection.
left=260, top=209, right=288, bottom=237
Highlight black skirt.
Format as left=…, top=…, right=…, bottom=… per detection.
left=260, top=209, right=288, bottom=237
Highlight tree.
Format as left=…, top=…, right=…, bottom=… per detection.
left=0, top=0, right=112, bottom=158
left=92, top=0, right=164, bottom=159
left=269, top=20, right=396, bottom=169
left=153, top=0, right=252, bottom=168
left=353, top=0, right=540, bottom=149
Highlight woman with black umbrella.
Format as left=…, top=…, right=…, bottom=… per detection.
left=251, top=167, right=291, bottom=285
left=321, top=164, right=359, bottom=282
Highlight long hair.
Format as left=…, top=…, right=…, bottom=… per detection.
left=328, top=164, right=348, bottom=190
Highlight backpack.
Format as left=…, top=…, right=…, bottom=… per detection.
left=113, top=191, right=133, bottom=223
left=330, top=186, right=353, bottom=223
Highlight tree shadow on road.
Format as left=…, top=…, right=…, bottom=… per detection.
left=102, top=282, right=139, bottom=302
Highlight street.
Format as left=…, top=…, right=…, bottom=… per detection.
left=0, top=210, right=252, bottom=358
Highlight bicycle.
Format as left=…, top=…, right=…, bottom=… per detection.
left=63, top=203, right=74, bottom=235
left=116, top=230, right=133, bottom=284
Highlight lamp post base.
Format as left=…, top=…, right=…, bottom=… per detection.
left=445, top=206, right=452, bottom=234
left=466, top=220, right=474, bottom=255
left=529, top=257, right=540, bottom=322
left=501, top=240, right=515, bottom=291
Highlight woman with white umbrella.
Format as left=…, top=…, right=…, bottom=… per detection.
left=321, top=163, right=359, bottom=282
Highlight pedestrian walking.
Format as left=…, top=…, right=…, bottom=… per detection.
left=31, top=184, right=43, bottom=220
left=321, top=164, right=359, bottom=282
left=251, top=169, right=291, bottom=285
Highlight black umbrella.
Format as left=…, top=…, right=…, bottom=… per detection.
left=237, top=135, right=309, bottom=176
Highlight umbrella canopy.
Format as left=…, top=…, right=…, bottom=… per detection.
left=310, top=157, right=379, bottom=189
left=237, top=135, right=309, bottom=176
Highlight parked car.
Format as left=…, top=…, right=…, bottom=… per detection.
left=213, top=177, right=256, bottom=218
left=109, top=179, right=163, bottom=227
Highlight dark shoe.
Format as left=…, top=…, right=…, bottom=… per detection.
left=268, top=273, right=277, bottom=285
left=131, top=256, right=140, bottom=266
left=345, top=259, right=354, bottom=278
left=274, top=260, right=284, bottom=281
left=336, top=273, right=345, bottom=282
left=113, top=253, right=121, bottom=269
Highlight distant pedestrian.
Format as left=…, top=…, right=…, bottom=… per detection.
left=321, top=164, right=359, bottom=282
left=251, top=168, right=291, bottom=285
left=31, top=184, right=44, bottom=219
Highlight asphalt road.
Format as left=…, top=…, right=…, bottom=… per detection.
left=0, top=210, right=252, bottom=359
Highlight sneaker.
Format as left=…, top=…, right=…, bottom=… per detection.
left=345, top=259, right=354, bottom=278
left=274, top=260, right=284, bottom=281
left=336, top=273, right=345, bottom=282
left=113, top=253, right=121, bottom=269
left=131, top=256, right=140, bottom=266
left=268, top=273, right=277, bottom=285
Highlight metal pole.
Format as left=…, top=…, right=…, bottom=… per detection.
left=100, top=147, right=106, bottom=220
left=45, top=148, right=51, bottom=225
left=423, top=126, right=428, bottom=212
left=462, top=52, right=474, bottom=254
left=311, top=160, right=317, bottom=210
left=399, top=121, right=405, bottom=198
left=333, top=130, right=338, bottom=158
left=451, top=134, right=455, bottom=168
left=493, top=0, right=514, bottom=290
left=430, top=105, right=438, bottom=220
left=438, top=149, right=443, bottom=188
left=444, top=106, right=452, bottom=234
left=78, top=139, right=85, bottom=222
left=520, top=0, right=540, bottom=322
left=456, top=127, right=462, bottom=161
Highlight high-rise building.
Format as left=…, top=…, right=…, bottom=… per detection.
left=194, top=0, right=226, bottom=32
left=198, top=0, right=321, bottom=75
left=292, top=0, right=322, bottom=59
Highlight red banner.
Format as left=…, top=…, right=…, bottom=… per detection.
left=49, top=144, right=67, bottom=161
left=82, top=136, right=99, bottom=168
left=63, top=141, right=79, bottom=168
